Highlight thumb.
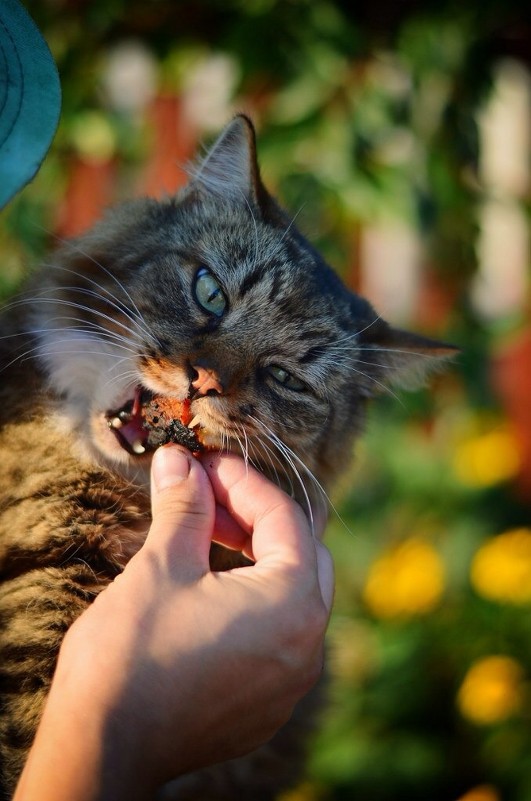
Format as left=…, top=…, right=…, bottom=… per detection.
left=148, top=445, right=215, bottom=574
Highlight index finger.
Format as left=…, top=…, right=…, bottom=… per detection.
left=201, top=452, right=316, bottom=571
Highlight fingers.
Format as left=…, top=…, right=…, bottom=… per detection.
left=315, top=541, right=335, bottom=614
left=212, top=504, right=251, bottom=554
left=148, top=447, right=335, bottom=615
left=201, top=452, right=317, bottom=572
left=148, top=445, right=215, bottom=574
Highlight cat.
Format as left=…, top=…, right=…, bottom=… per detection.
left=0, top=115, right=453, bottom=799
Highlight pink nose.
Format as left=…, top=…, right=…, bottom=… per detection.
left=191, top=365, right=223, bottom=396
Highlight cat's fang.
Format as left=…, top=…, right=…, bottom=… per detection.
left=131, top=440, right=146, bottom=455
left=188, top=415, right=201, bottom=429
left=105, top=389, right=151, bottom=456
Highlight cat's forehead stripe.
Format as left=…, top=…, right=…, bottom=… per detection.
left=299, top=345, right=326, bottom=364
left=237, top=264, right=267, bottom=298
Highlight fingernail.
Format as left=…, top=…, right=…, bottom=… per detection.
left=152, top=445, right=191, bottom=491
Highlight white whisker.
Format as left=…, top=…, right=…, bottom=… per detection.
left=25, top=295, right=147, bottom=347
left=280, top=203, right=306, bottom=244
left=35, top=229, right=154, bottom=337
left=248, top=416, right=317, bottom=534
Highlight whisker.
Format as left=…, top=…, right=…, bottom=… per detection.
left=2, top=282, right=153, bottom=350
left=25, top=294, right=147, bottom=347
left=0, top=325, right=136, bottom=355
left=34, top=323, right=139, bottom=356
left=101, top=367, right=139, bottom=389
left=249, top=435, right=289, bottom=496
left=279, top=203, right=306, bottom=245
left=0, top=342, right=133, bottom=374
left=50, top=281, right=156, bottom=346
left=35, top=227, right=155, bottom=337
left=240, top=191, right=260, bottom=275
left=249, top=416, right=316, bottom=533
left=3, top=288, right=147, bottom=348
left=256, top=417, right=354, bottom=537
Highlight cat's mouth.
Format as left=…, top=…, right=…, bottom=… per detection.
left=105, top=386, right=204, bottom=457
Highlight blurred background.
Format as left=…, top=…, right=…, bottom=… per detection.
left=1, top=1, right=531, bottom=799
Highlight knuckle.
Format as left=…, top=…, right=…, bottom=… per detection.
left=275, top=600, right=328, bottom=673
left=156, top=497, right=209, bottom=527
left=299, top=658, right=324, bottom=696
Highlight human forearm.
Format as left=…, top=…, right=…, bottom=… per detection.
left=14, top=646, right=158, bottom=801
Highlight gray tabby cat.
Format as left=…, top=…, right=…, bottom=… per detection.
left=0, top=115, right=452, bottom=799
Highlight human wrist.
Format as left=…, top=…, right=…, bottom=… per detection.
left=15, top=648, right=161, bottom=801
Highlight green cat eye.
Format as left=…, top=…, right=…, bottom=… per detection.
left=194, top=267, right=227, bottom=318
left=267, top=365, right=306, bottom=392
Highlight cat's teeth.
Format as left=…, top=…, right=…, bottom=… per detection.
left=110, top=417, right=123, bottom=429
left=131, top=440, right=146, bottom=455
left=188, top=415, right=201, bottom=429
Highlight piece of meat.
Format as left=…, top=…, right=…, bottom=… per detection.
left=142, top=396, right=204, bottom=453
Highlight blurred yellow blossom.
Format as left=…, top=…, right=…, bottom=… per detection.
left=453, top=424, right=520, bottom=488
left=362, top=538, right=445, bottom=619
left=457, top=655, right=525, bottom=725
left=471, top=528, right=531, bottom=604
left=278, top=782, right=320, bottom=801
left=456, top=785, right=500, bottom=801
left=329, top=618, right=378, bottom=684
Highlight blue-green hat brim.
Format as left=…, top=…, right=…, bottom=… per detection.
left=0, top=0, right=61, bottom=209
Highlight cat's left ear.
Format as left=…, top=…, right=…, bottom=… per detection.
left=190, top=115, right=267, bottom=206
left=369, top=325, right=458, bottom=392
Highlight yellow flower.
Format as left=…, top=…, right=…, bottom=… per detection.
left=456, top=785, right=500, bottom=801
left=471, top=528, right=531, bottom=604
left=362, top=538, right=445, bottom=619
left=277, top=783, right=320, bottom=801
left=457, top=655, right=524, bottom=725
left=453, top=425, right=520, bottom=488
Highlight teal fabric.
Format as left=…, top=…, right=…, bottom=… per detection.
left=0, top=0, right=61, bottom=209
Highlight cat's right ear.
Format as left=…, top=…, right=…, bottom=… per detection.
left=189, top=115, right=267, bottom=207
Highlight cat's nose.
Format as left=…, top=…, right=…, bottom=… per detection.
left=190, top=365, right=224, bottom=397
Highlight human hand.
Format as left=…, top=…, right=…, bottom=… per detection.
left=15, top=445, right=333, bottom=801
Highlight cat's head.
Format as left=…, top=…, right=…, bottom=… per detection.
left=33, top=115, right=454, bottom=519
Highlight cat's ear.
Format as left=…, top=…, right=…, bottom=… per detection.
left=190, top=115, right=265, bottom=205
left=367, top=325, right=458, bottom=393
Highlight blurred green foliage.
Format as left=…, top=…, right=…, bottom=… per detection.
left=2, top=1, right=531, bottom=799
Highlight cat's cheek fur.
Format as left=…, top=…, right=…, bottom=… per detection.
left=140, top=357, right=191, bottom=399
left=34, top=326, right=138, bottom=442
